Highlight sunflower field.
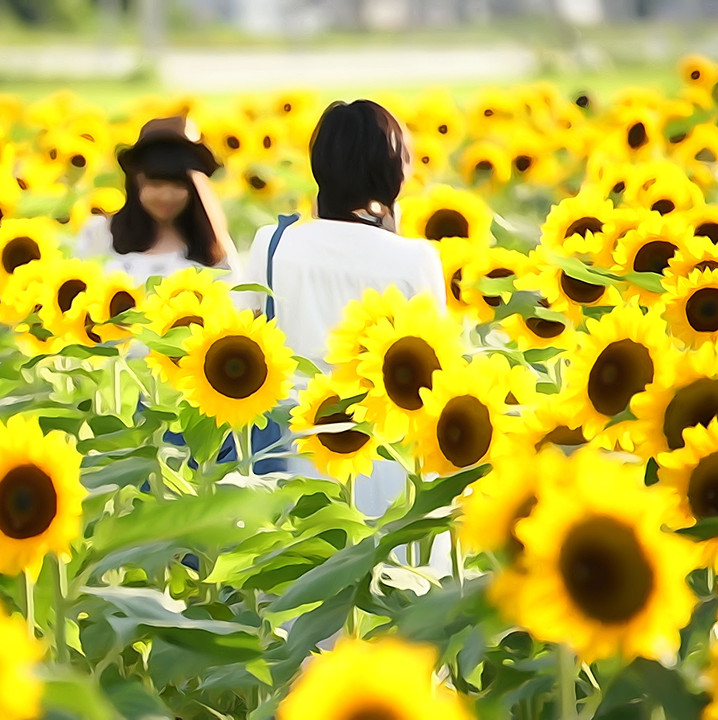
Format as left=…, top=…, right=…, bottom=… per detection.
left=9, top=53, right=718, bottom=720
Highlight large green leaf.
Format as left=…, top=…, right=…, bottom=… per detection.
left=41, top=668, right=117, bottom=720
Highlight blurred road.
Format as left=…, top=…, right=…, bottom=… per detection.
left=0, top=44, right=536, bottom=89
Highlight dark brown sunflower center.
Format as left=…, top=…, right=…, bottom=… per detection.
left=436, top=395, right=492, bottom=468
left=564, top=217, right=603, bottom=239
left=559, top=272, right=605, bottom=304
left=651, top=199, right=675, bottom=215
left=262, top=135, right=272, bottom=149
left=670, top=133, right=687, bottom=145
left=627, top=122, right=648, bottom=149
left=525, top=316, right=565, bottom=339
left=345, top=705, right=402, bottom=720
left=2, top=236, right=41, bottom=274
left=450, top=269, right=463, bottom=302
left=514, top=155, right=533, bottom=172
left=438, top=124, right=448, bottom=134
left=692, top=69, right=702, bottom=80
left=536, top=425, right=587, bottom=451
left=226, top=135, right=240, bottom=150
left=632, top=240, right=677, bottom=274
left=421, top=155, right=430, bottom=164
left=84, top=314, right=101, bottom=344
left=686, top=288, right=718, bottom=332
left=587, top=340, right=654, bottom=416
left=248, top=175, right=267, bottom=190
left=575, top=94, right=590, bottom=108
left=283, top=103, right=292, bottom=112
left=696, top=148, right=717, bottom=163
left=424, top=209, right=469, bottom=241
left=57, top=279, right=87, bottom=313
left=664, top=378, right=718, bottom=450
left=612, top=181, right=626, bottom=194
left=170, top=315, right=204, bottom=329
left=688, top=452, right=718, bottom=519
left=695, top=260, right=718, bottom=272
left=314, top=395, right=369, bottom=455
left=475, top=160, right=494, bottom=174
left=203, top=335, right=268, bottom=399
left=71, top=154, right=86, bottom=168
left=483, top=268, right=514, bottom=307
left=696, top=222, right=718, bottom=244
left=0, top=464, right=57, bottom=539
left=559, top=516, right=654, bottom=623
left=109, top=291, right=136, bottom=318
left=382, top=336, right=440, bottom=410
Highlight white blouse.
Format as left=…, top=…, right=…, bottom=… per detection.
left=241, top=218, right=447, bottom=370
left=74, top=216, right=242, bottom=287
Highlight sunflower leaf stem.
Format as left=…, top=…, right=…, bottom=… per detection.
left=24, top=571, right=35, bottom=640
left=234, top=424, right=253, bottom=475
left=380, top=442, right=415, bottom=476
left=51, top=554, right=69, bottom=664
left=557, top=643, right=578, bottom=720
left=118, top=356, right=152, bottom=401
left=112, top=358, right=122, bottom=416
left=450, top=529, right=464, bottom=589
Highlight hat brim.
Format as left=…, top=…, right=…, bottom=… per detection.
left=117, top=131, right=220, bottom=177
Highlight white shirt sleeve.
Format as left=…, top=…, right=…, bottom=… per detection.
left=74, top=216, right=113, bottom=259
left=412, top=241, right=448, bottom=311
left=235, top=224, right=275, bottom=312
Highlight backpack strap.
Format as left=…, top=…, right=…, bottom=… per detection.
left=265, top=212, right=300, bottom=320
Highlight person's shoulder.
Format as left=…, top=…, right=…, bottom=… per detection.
left=384, top=232, right=441, bottom=264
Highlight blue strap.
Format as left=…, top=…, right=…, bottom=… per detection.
left=266, top=213, right=300, bottom=320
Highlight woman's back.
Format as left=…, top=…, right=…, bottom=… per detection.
left=243, top=217, right=446, bottom=367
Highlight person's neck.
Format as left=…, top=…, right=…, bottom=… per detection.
left=146, top=222, right=187, bottom=255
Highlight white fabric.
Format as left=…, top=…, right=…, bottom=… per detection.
left=240, top=218, right=447, bottom=371
left=74, top=215, right=242, bottom=287
left=242, top=217, right=452, bottom=577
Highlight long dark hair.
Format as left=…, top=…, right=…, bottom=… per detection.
left=110, top=141, right=224, bottom=266
left=309, top=100, right=409, bottom=225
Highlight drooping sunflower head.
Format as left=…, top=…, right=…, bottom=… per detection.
left=437, top=236, right=483, bottom=322
left=664, top=232, right=718, bottom=295
left=177, top=309, right=297, bottom=428
left=412, top=356, right=509, bottom=476
left=493, top=445, right=698, bottom=662
left=399, top=184, right=493, bottom=245
left=357, top=293, right=465, bottom=443
left=0, top=605, right=44, bottom=720
left=622, top=160, right=704, bottom=216
left=0, top=414, right=85, bottom=577
left=459, top=140, right=512, bottom=189
left=0, top=218, right=61, bottom=292
left=290, top=373, right=378, bottom=483
left=277, top=636, right=471, bottom=720
left=499, top=294, right=574, bottom=352
left=670, top=123, right=718, bottom=189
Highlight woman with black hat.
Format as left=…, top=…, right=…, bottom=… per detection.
left=75, top=115, right=242, bottom=284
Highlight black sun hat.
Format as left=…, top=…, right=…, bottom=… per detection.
left=117, top=116, right=221, bottom=177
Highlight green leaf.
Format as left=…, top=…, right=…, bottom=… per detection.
left=550, top=254, right=615, bottom=287
left=22, top=343, right=119, bottom=368
left=178, top=402, right=229, bottom=464
left=471, top=275, right=516, bottom=295
left=523, top=347, right=565, bottom=363
left=293, top=354, right=322, bottom=378
left=270, top=535, right=378, bottom=613
left=622, top=271, right=665, bottom=293
left=231, top=282, right=273, bottom=296
left=313, top=392, right=368, bottom=419
left=133, top=326, right=191, bottom=357
left=677, top=517, right=718, bottom=541
left=40, top=667, right=117, bottom=720
left=100, top=665, right=173, bottom=720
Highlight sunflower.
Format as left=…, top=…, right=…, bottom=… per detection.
left=663, top=233, right=718, bottom=292
left=466, top=86, right=518, bottom=132
left=0, top=607, right=44, bottom=720
left=539, top=190, right=615, bottom=261
left=461, top=246, right=529, bottom=325
left=325, top=285, right=409, bottom=385
left=84, top=271, right=144, bottom=344
left=149, top=266, right=232, bottom=305
left=605, top=106, right=665, bottom=161
left=399, top=184, right=493, bottom=245
left=410, top=356, right=508, bottom=477
left=663, top=266, right=718, bottom=348
left=679, top=54, right=718, bottom=91
left=277, top=636, right=471, bottom=720
left=631, top=342, right=718, bottom=459
left=408, top=88, right=466, bottom=150
left=584, top=157, right=638, bottom=204
left=67, top=186, right=125, bottom=232
left=177, top=308, right=297, bottom=428
left=622, top=161, right=704, bottom=216
left=356, top=293, right=465, bottom=443
left=142, top=291, right=217, bottom=384
left=37, top=258, right=105, bottom=347
left=459, top=140, right=512, bottom=190
left=499, top=296, right=575, bottom=352
left=458, top=447, right=539, bottom=558
left=0, top=218, right=61, bottom=292
left=657, top=418, right=718, bottom=570
left=612, top=211, right=692, bottom=305
left=671, top=124, right=718, bottom=189
left=437, top=236, right=483, bottom=323
left=407, top=133, right=449, bottom=188
left=0, top=415, right=85, bottom=577
left=492, top=445, right=698, bottom=662
left=562, top=304, right=678, bottom=442
left=290, top=374, right=379, bottom=483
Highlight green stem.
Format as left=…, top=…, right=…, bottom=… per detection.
left=51, top=555, right=69, bottom=664
left=235, top=424, right=252, bottom=475
left=557, top=644, right=577, bottom=720
left=24, top=571, right=35, bottom=640
left=450, top=529, right=464, bottom=589
left=112, top=359, right=122, bottom=415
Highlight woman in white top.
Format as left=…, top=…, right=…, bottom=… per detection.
left=75, top=115, right=242, bottom=286
left=242, top=100, right=446, bottom=370
left=242, top=100, right=448, bottom=553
